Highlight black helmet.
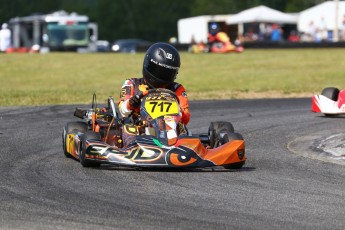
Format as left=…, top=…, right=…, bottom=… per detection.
left=143, top=42, right=180, bottom=88
left=209, top=22, right=220, bottom=36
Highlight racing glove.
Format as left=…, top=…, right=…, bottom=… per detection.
left=128, top=95, right=141, bottom=110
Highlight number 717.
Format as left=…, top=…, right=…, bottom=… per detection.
left=150, top=101, right=172, bottom=112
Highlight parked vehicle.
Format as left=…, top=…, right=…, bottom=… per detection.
left=9, top=10, right=98, bottom=52
left=96, top=40, right=110, bottom=52
left=111, top=39, right=150, bottom=53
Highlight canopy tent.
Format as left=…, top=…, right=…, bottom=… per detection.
left=226, top=5, right=298, bottom=25
left=298, top=1, right=345, bottom=33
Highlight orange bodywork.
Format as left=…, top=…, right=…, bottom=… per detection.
left=205, top=140, right=245, bottom=165
left=67, top=132, right=245, bottom=168
left=169, top=152, right=198, bottom=166
left=175, top=138, right=245, bottom=166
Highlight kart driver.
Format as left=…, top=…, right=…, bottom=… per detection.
left=118, top=42, right=190, bottom=146
left=207, top=22, right=236, bottom=52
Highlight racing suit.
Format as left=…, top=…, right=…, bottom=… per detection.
left=118, top=78, right=190, bottom=147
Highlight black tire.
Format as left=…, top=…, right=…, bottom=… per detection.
left=220, top=132, right=243, bottom=145
left=80, top=131, right=101, bottom=167
left=321, top=87, right=339, bottom=101
left=224, top=161, right=245, bottom=170
left=222, top=132, right=245, bottom=170
left=62, top=122, right=88, bottom=158
left=208, top=121, right=235, bottom=148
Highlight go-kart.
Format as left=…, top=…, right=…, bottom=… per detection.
left=189, top=42, right=243, bottom=54
left=209, top=41, right=244, bottom=53
left=62, top=89, right=246, bottom=169
left=312, top=87, right=345, bottom=116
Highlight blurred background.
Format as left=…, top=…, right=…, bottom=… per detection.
left=0, top=0, right=343, bottom=53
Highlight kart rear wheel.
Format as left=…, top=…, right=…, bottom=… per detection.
left=208, top=121, right=235, bottom=148
left=80, top=131, right=101, bottom=167
left=221, top=132, right=245, bottom=170
left=62, top=122, right=88, bottom=158
left=321, top=87, right=339, bottom=101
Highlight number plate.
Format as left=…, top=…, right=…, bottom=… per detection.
left=144, top=100, right=179, bottom=119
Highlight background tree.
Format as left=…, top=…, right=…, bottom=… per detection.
left=0, top=0, right=328, bottom=42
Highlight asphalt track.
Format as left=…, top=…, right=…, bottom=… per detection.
left=1, top=98, right=345, bottom=230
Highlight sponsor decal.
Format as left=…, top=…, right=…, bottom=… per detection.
left=237, top=149, right=245, bottom=160
left=150, top=58, right=179, bottom=70
left=120, top=88, right=126, bottom=99
left=166, top=52, right=173, bottom=59
left=86, top=144, right=162, bottom=162
left=166, top=146, right=199, bottom=166
left=125, top=146, right=163, bottom=161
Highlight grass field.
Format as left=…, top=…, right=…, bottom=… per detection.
left=0, top=48, right=344, bottom=106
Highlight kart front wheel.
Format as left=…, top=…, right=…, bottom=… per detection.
left=80, top=131, right=101, bottom=167
left=62, top=121, right=88, bottom=158
left=220, top=132, right=243, bottom=145
left=208, top=121, right=235, bottom=148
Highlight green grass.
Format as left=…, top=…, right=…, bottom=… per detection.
left=0, top=49, right=345, bottom=106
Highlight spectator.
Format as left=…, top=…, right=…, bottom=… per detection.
left=0, top=23, right=11, bottom=52
left=260, top=23, right=272, bottom=41
left=271, top=24, right=283, bottom=42
left=288, top=31, right=300, bottom=42
left=244, top=28, right=258, bottom=42
left=307, top=20, right=316, bottom=42
left=342, top=15, right=345, bottom=41
left=316, top=16, right=328, bottom=42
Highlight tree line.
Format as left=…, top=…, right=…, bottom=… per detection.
left=0, top=0, right=326, bottom=42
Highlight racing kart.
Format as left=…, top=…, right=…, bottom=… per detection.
left=190, top=42, right=244, bottom=54
left=312, top=87, right=345, bottom=116
left=209, top=41, right=244, bottom=53
left=62, top=89, right=246, bottom=169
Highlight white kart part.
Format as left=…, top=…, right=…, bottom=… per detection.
left=312, top=95, right=345, bottom=114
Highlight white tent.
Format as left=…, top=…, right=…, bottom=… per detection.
left=226, top=5, right=298, bottom=25
left=178, top=15, right=231, bottom=44
left=298, top=1, right=345, bottom=33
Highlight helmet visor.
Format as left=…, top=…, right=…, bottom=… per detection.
left=146, top=61, right=178, bottom=83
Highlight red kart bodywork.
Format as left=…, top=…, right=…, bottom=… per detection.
left=209, top=42, right=244, bottom=53
left=312, top=88, right=345, bottom=115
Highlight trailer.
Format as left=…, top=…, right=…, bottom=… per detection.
left=9, top=10, right=98, bottom=52
left=177, top=15, right=238, bottom=44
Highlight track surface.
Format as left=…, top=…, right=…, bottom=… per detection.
left=1, top=98, right=345, bottom=230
